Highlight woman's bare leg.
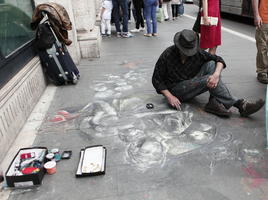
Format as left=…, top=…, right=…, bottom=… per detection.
left=208, top=46, right=217, bottom=55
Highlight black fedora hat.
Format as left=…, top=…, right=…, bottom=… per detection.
left=174, top=29, right=198, bottom=56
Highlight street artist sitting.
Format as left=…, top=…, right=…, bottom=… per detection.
left=152, top=29, right=265, bottom=117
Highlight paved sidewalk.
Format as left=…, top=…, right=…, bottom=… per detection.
left=4, top=4, right=268, bottom=200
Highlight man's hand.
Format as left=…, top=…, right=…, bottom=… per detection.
left=207, top=62, right=223, bottom=89
left=161, top=90, right=182, bottom=110
left=207, top=74, right=219, bottom=89
left=167, top=95, right=181, bottom=110
left=254, top=15, right=262, bottom=28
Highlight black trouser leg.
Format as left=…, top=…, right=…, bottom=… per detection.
left=133, top=0, right=144, bottom=29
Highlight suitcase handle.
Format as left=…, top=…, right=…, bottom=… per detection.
left=40, top=12, right=70, bottom=83
left=41, top=12, right=62, bottom=47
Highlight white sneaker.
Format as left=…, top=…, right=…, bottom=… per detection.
left=117, top=32, right=122, bottom=38
left=122, top=32, right=133, bottom=38
left=130, top=28, right=140, bottom=33
left=139, top=27, right=145, bottom=31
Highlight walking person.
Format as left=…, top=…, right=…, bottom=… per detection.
left=251, top=0, right=268, bottom=84
left=112, top=0, right=133, bottom=37
left=128, top=0, right=132, bottom=21
left=171, top=0, right=180, bottom=20
left=130, top=0, right=145, bottom=33
left=130, top=0, right=137, bottom=22
left=100, top=0, right=113, bottom=37
left=162, top=0, right=172, bottom=21
left=143, top=0, right=158, bottom=37
left=200, top=0, right=221, bottom=55
left=177, top=0, right=184, bottom=16
left=152, top=29, right=265, bottom=117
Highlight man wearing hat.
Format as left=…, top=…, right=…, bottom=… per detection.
left=152, top=29, right=264, bottom=117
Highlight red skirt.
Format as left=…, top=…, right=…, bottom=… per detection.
left=200, top=0, right=221, bottom=49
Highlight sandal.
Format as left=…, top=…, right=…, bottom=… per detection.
left=144, top=33, right=152, bottom=37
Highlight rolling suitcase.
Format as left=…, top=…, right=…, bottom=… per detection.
left=37, top=14, right=79, bottom=85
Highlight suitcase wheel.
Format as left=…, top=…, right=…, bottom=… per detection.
left=71, top=72, right=78, bottom=85
left=72, top=79, right=78, bottom=85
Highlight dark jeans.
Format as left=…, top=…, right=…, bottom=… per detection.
left=112, top=0, right=129, bottom=33
left=132, top=8, right=137, bottom=22
left=128, top=1, right=131, bottom=20
left=171, top=4, right=178, bottom=18
left=133, top=0, right=145, bottom=29
left=178, top=2, right=184, bottom=15
left=170, top=61, right=237, bottom=109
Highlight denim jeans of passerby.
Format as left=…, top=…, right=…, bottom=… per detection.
left=178, top=2, right=184, bottom=15
left=112, top=0, right=129, bottom=33
left=144, top=0, right=157, bottom=34
left=128, top=1, right=131, bottom=20
left=171, top=4, right=178, bottom=18
left=170, top=61, right=237, bottom=109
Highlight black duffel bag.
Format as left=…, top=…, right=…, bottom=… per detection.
left=35, top=23, right=56, bottom=50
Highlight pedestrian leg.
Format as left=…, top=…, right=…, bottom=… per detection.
left=162, top=3, right=169, bottom=20
left=144, top=4, right=152, bottom=35
left=171, top=4, right=175, bottom=19
left=101, top=18, right=106, bottom=35
left=106, top=19, right=111, bottom=35
left=151, top=4, right=157, bottom=35
left=120, top=0, right=129, bottom=33
left=256, top=24, right=268, bottom=74
left=112, top=0, right=122, bottom=33
left=167, top=1, right=172, bottom=19
left=175, top=4, right=179, bottom=17
left=133, top=0, right=142, bottom=29
left=178, top=2, right=184, bottom=16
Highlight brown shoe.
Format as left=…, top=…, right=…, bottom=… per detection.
left=204, top=98, right=231, bottom=117
left=257, top=73, right=268, bottom=84
left=144, top=33, right=152, bottom=37
left=238, top=99, right=265, bottom=117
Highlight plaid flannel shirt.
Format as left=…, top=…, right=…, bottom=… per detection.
left=152, top=45, right=226, bottom=94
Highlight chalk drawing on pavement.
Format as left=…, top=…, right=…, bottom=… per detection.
left=76, top=68, right=218, bottom=171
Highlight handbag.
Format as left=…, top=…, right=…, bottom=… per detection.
left=35, top=23, right=56, bottom=50
left=192, top=11, right=201, bottom=33
left=156, top=7, right=164, bottom=23
left=200, top=16, right=218, bottom=26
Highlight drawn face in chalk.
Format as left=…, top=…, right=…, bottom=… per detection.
left=163, top=121, right=216, bottom=156
left=127, top=137, right=166, bottom=171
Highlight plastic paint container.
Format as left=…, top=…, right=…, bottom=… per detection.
left=51, top=148, right=59, bottom=154
left=44, top=161, right=56, bottom=175
left=46, top=153, right=55, bottom=160
left=54, top=153, right=61, bottom=162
